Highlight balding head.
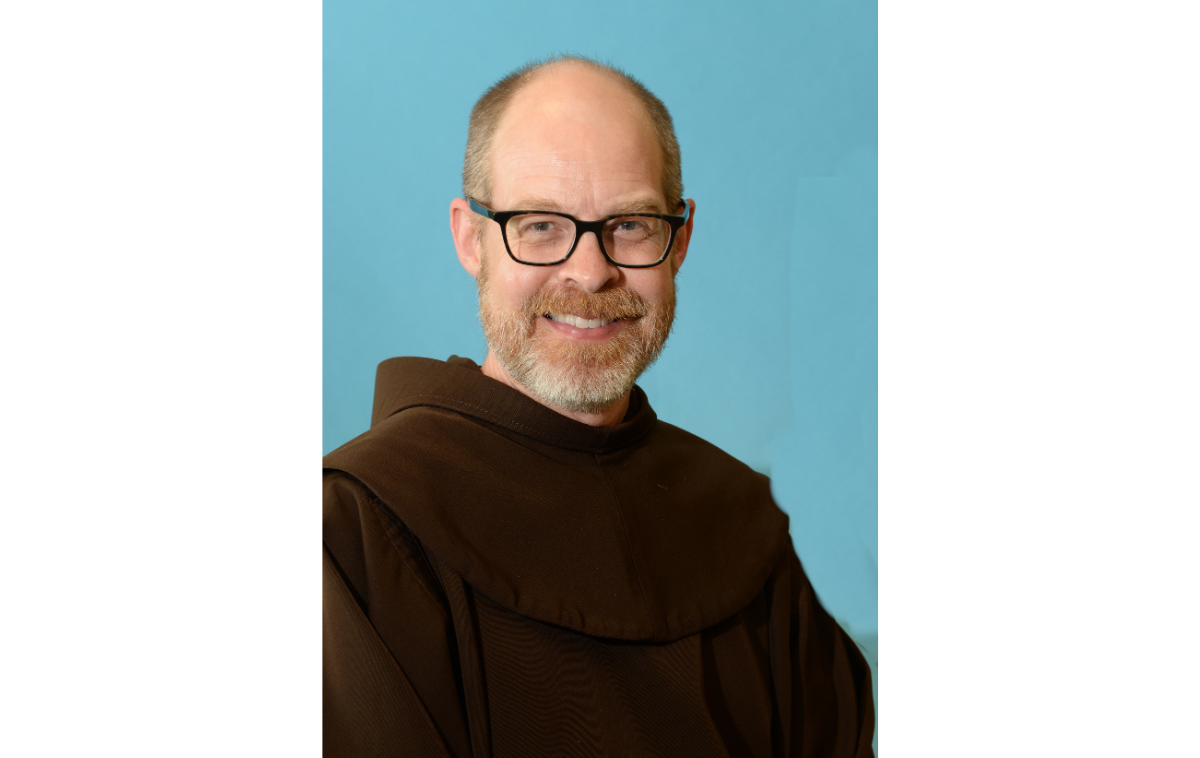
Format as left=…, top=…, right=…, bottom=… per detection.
left=462, top=56, right=683, bottom=212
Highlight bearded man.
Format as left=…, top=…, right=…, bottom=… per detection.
left=323, top=56, right=875, bottom=758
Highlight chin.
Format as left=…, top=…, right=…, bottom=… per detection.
left=514, top=357, right=641, bottom=414
left=484, top=315, right=674, bottom=415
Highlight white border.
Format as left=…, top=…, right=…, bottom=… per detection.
left=881, top=1, right=1199, bottom=754
left=2, top=3, right=322, bottom=755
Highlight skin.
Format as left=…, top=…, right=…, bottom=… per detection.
left=449, top=64, right=696, bottom=427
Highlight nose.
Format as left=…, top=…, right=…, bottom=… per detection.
left=557, top=228, right=620, bottom=292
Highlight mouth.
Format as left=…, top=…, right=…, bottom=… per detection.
left=545, top=312, right=626, bottom=330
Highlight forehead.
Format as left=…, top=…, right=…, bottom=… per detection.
left=489, top=66, right=665, bottom=210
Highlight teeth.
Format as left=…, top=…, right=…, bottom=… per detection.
left=548, top=313, right=613, bottom=329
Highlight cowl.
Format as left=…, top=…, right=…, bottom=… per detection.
left=323, top=356, right=789, bottom=643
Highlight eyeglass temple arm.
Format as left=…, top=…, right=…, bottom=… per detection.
left=468, top=197, right=497, bottom=219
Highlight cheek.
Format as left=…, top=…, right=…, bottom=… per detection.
left=482, top=238, right=541, bottom=300
left=625, top=270, right=675, bottom=304
left=490, top=264, right=551, bottom=308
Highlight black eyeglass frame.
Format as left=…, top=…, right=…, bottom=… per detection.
left=467, top=197, right=690, bottom=268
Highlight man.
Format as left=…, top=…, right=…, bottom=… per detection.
left=324, top=56, right=874, bottom=757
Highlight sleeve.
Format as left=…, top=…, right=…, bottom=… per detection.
left=323, top=470, right=469, bottom=758
left=768, top=544, right=876, bottom=758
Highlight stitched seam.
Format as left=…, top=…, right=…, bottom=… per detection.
left=364, top=494, right=450, bottom=621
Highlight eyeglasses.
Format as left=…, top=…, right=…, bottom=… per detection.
left=468, top=197, right=689, bottom=268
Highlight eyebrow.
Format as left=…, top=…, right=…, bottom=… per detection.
left=610, top=198, right=667, bottom=215
left=509, top=196, right=668, bottom=216
left=509, top=196, right=569, bottom=213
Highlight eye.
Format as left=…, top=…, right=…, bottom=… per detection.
left=514, top=215, right=570, bottom=236
left=610, top=217, right=661, bottom=240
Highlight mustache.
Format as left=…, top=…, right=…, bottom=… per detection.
left=523, top=285, right=650, bottom=322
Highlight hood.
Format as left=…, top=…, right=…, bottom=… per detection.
left=325, top=356, right=789, bottom=643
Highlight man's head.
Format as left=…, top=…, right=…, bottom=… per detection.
left=462, top=55, right=683, bottom=220
left=449, top=57, right=695, bottom=422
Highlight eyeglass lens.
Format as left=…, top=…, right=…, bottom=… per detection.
left=505, top=214, right=671, bottom=266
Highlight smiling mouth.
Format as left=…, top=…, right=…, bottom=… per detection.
left=545, top=312, right=624, bottom=330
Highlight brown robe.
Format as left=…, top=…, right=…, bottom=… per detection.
left=323, top=356, right=874, bottom=757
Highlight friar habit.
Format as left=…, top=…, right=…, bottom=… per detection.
left=323, top=356, right=875, bottom=757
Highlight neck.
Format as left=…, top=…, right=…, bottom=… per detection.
left=479, top=351, right=631, bottom=427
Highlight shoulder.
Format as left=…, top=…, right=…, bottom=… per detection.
left=323, top=404, right=492, bottom=501
left=642, top=419, right=773, bottom=493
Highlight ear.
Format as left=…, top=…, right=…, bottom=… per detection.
left=669, top=198, right=696, bottom=274
left=450, top=197, right=483, bottom=279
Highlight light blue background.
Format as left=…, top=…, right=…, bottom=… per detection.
left=325, top=0, right=877, bottom=735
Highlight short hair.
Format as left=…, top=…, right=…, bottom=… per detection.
left=462, top=54, right=684, bottom=211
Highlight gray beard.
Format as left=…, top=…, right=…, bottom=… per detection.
left=476, top=256, right=676, bottom=414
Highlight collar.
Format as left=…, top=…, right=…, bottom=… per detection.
left=370, top=355, right=658, bottom=455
